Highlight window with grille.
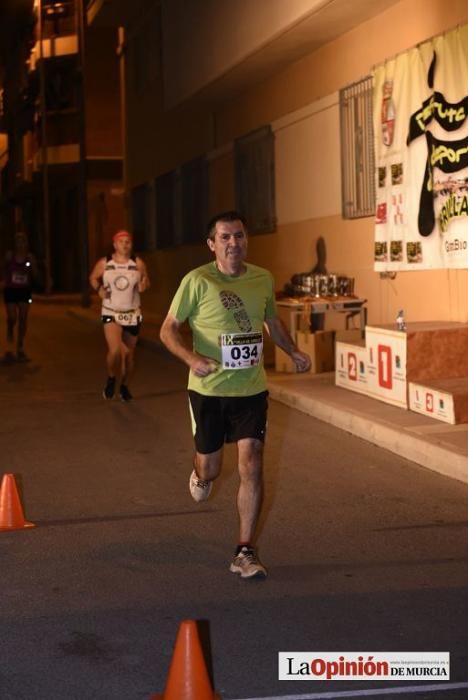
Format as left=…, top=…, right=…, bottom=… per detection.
left=340, top=76, right=375, bottom=219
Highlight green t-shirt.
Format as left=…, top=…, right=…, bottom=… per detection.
left=169, top=261, right=277, bottom=396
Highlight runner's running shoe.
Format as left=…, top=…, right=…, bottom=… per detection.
left=189, top=469, right=213, bottom=502
left=102, top=376, right=116, bottom=400
left=229, top=546, right=267, bottom=579
left=119, top=384, right=132, bottom=402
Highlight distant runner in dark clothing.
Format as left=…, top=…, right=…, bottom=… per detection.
left=2, top=231, right=39, bottom=363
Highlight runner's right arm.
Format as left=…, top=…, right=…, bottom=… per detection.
left=159, top=313, right=218, bottom=377
left=89, top=258, right=108, bottom=300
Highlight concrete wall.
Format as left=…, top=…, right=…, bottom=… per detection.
left=85, top=27, right=124, bottom=273
left=87, top=181, right=125, bottom=261
left=85, top=27, right=122, bottom=157
left=126, top=0, right=468, bottom=324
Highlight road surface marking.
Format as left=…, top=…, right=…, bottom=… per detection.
left=231, top=681, right=468, bottom=700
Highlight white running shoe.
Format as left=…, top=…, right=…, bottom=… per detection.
left=229, top=546, right=267, bottom=579
left=189, top=469, right=213, bottom=502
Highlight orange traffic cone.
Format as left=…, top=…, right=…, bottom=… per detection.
left=152, top=620, right=220, bottom=699
left=0, top=474, right=35, bottom=531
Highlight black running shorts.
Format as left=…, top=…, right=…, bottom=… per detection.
left=188, top=390, right=268, bottom=454
left=4, top=288, right=32, bottom=304
left=101, top=315, right=141, bottom=337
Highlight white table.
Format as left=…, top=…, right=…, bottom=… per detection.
left=277, top=297, right=367, bottom=337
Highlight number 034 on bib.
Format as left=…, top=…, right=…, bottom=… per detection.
left=220, top=332, right=263, bottom=369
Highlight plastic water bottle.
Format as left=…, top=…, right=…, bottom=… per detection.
left=396, top=309, right=406, bottom=331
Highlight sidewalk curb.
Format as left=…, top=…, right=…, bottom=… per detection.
left=268, top=375, right=468, bottom=486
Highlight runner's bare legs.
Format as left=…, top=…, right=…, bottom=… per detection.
left=237, top=438, right=264, bottom=543
left=194, top=437, right=263, bottom=544
left=103, top=323, right=122, bottom=377
left=121, top=331, right=138, bottom=385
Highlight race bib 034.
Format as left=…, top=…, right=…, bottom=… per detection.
left=220, top=332, right=263, bottom=369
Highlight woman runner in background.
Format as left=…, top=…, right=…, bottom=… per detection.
left=89, top=230, right=150, bottom=401
left=2, top=231, right=39, bottom=363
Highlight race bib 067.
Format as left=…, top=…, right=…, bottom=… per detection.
left=116, top=311, right=140, bottom=326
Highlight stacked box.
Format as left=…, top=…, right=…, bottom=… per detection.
left=274, top=331, right=334, bottom=373
left=336, top=322, right=468, bottom=420
left=334, top=329, right=364, bottom=344
left=408, top=377, right=468, bottom=425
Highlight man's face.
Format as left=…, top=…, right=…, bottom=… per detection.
left=207, top=219, right=248, bottom=268
left=113, top=235, right=132, bottom=256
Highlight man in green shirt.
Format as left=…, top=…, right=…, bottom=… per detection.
left=160, top=211, right=310, bottom=579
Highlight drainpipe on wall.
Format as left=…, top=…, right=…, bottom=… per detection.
left=37, top=0, right=52, bottom=294
left=76, top=0, right=90, bottom=307
left=117, top=26, right=128, bottom=228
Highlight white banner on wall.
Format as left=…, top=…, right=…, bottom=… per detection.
left=373, top=24, right=468, bottom=271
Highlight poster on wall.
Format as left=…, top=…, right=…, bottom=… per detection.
left=373, top=24, right=468, bottom=270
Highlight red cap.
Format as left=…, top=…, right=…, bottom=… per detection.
left=113, top=230, right=132, bottom=242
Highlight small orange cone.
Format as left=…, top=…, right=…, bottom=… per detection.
left=152, top=620, right=220, bottom=699
left=0, top=474, right=35, bottom=531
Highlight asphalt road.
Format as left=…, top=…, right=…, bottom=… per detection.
left=1, top=302, right=467, bottom=700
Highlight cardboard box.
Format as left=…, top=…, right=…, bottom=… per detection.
left=334, top=329, right=364, bottom=344
left=277, top=303, right=310, bottom=334
left=274, top=346, right=298, bottom=373
left=297, top=331, right=335, bottom=373
left=274, top=331, right=334, bottom=374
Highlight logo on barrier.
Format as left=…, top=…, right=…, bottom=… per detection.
left=378, top=344, right=392, bottom=389
left=348, top=353, right=357, bottom=381
left=426, top=393, right=434, bottom=412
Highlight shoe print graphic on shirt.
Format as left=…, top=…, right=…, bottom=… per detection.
left=219, top=290, right=252, bottom=332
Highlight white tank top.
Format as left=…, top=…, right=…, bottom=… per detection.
left=102, top=256, right=141, bottom=314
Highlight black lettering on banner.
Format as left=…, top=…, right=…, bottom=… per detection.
left=418, top=131, right=468, bottom=236
left=439, top=195, right=468, bottom=232
left=407, top=91, right=468, bottom=145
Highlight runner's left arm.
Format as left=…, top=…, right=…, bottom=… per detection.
left=1, top=251, right=12, bottom=289
left=264, top=316, right=311, bottom=373
left=29, top=253, right=41, bottom=285
left=136, top=257, right=150, bottom=292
